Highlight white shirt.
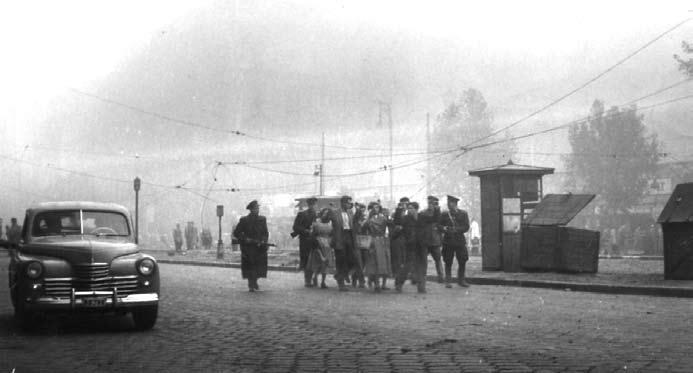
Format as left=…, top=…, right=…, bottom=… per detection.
left=341, top=211, right=350, bottom=230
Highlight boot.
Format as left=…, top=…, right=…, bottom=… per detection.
left=304, top=271, right=313, bottom=287
left=458, top=264, right=470, bottom=287
left=435, top=259, right=444, bottom=284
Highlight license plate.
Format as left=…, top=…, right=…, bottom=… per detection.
left=83, top=297, right=107, bottom=307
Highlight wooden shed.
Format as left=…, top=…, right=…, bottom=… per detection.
left=469, top=160, right=554, bottom=272
left=657, top=182, right=693, bottom=280
left=520, top=194, right=600, bottom=273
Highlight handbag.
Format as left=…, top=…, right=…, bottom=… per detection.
left=355, top=234, right=372, bottom=250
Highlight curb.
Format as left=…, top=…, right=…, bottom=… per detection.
left=157, top=258, right=693, bottom=298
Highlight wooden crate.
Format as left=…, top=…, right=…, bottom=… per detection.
left=557, top=227, right=600, bottom=273
left=520, top=226, right=559, bottom=271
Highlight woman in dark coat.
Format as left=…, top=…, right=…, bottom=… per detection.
left=233, top=200, right=269, bottom=292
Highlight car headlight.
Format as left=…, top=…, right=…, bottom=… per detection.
left=137, top=258, right=156, bottom=276
left=26, top=261, right=43, bottom=279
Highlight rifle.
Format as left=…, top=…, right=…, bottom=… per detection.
left=240, top=237, right=276, bottom=248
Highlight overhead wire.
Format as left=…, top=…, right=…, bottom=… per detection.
left=465, top=17, right=691, bottom=148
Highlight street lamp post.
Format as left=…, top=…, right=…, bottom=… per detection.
left=133, top=177, right=141, bottom=244
left=216, top=205, right=224, bottom=259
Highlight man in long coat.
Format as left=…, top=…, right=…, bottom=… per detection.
left=440, top=195, right=470, bottom=287
left=330, top=195, right=357, bottom=291
left=233, top=200, right=269, bottom=292
left=292, top=197, right=318, bottom=287
left=389, top=197, right=409, bottom=281
left=396, top=202, right=431, bottom=293
left=420, top=195, right=444, bottom=283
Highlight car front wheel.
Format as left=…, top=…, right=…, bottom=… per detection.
left=132, top=305, right=158, bottom=330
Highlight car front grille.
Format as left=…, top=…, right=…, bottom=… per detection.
left=42, top=263, right=140, bottom=298
left=73, top=263, right=110, bottom=278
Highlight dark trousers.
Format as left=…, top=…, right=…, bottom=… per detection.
left=427, top=246, right=444, bottom=280
left=174, top=241, right=183, bottom=253
left=335, top=231, right=355, bottom=285
left=442, top=244, right=469, bottom=282
left=299, top=237, right=314, bottom=284
left=390, top=236, right=405, bottom=275
left=396, top=243, right=427, bottom=291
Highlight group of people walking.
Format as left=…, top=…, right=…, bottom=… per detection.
left=231, top=194, right=471, bottom=293
left=292, top=194, right=471, bottom=293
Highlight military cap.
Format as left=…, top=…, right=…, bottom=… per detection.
left=407, top=201, right=420, bottom=209
left=246, top=200, right=260, bottom=210
left=340, top=195, right=352, bottom=203
left=306, top=197, right=318, bottom=205
left=427, top=195, right=439, bottom=202
left=447, top=195, right=460, bottom=204
left=355, top=202, right=366, bottom=209
left=399, top=197, right=410, bottom=203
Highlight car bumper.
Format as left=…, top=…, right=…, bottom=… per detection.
left=24, top=290, right=159, bottom=311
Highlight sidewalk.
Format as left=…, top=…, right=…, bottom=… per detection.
left=145, top=248, right=693, bottom=298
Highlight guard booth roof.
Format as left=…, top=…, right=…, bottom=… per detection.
left=657, top=183, right=693, bottom=223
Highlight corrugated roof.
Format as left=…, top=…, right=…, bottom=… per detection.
left=523, top=194, right=595, bottom=226
left=657, top=183, right=693, bottom=223
left=468, top=159, right=554, bottom=177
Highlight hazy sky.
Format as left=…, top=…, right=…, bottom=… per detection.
left=1, top=0, right=692, bottom=222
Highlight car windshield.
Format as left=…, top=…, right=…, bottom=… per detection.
left=31, top=210, right=130, bottom=237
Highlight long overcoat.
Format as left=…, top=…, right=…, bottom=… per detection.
left=233, top=214, right=269, bottom=279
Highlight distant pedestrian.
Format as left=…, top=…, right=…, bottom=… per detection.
left=173, top=224, right=184, bottom=253
left=330, top=195, right=356, bottom=291
left=364, top=202, right=392, bottom=292
left=440, top=195, right=470, bottom=288
left=185, top=221, right=199, bottom=251
left=7, top=218, right=21, bottom=246
left=389, top=197, right=409, bottom=279
left=201, top=228, right=213, bottom=250
left=469, top=218, right=480, bottom=255
left=293, top=197, right=318, bottom=287
left=233, top=200, right=269, bottom=292
left=396, top=202, right=428, bottom=293
left=421, top=196, right=444, bottom=283
left=353, top=202, right=369, bottom=288
left=309, top=208, right=336, bottom=288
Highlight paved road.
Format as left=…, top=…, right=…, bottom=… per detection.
left=1, top=256, right=692, bottom=372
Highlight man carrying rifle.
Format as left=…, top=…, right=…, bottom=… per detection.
left=233, top=200, right=270, bottom=292
left=292, top=197, right=318, bottom=287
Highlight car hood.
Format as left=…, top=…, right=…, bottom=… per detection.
left=21, top=236, right=138, bottom=264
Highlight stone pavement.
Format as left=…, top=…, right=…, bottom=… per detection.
left=2, top=256, right=693, bottom=372
left=146, top=249, right=693, bottom=298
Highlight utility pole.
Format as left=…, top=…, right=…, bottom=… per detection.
left=384, top=103, right=393, bottom=206
left=377, top=100, right=394, bottom=206
left=426, top=113, right=431, bottom=197
left=133, top=177, right=141, bottom=244
left=320, top=132, right=325, bottom=196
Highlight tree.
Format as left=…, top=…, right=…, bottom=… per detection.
left=673, top=41, right=693, bottom=77
left=430, top=88, right=516, bottom=217
left=564, top=100, right=660, bottom=215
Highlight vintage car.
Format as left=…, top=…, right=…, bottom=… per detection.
left=8, top=201, right=159, bottom=330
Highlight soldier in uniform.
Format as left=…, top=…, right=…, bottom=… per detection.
left=233, top=200, right=269, bottom=292
left=440, top=195, right=471, bottom=288
left=421, top=196, right=444, bottom=283
left=292, top=197, right=318, bottom=287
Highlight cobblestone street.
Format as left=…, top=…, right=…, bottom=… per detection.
left=1, top=256, right=692, bottom=372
